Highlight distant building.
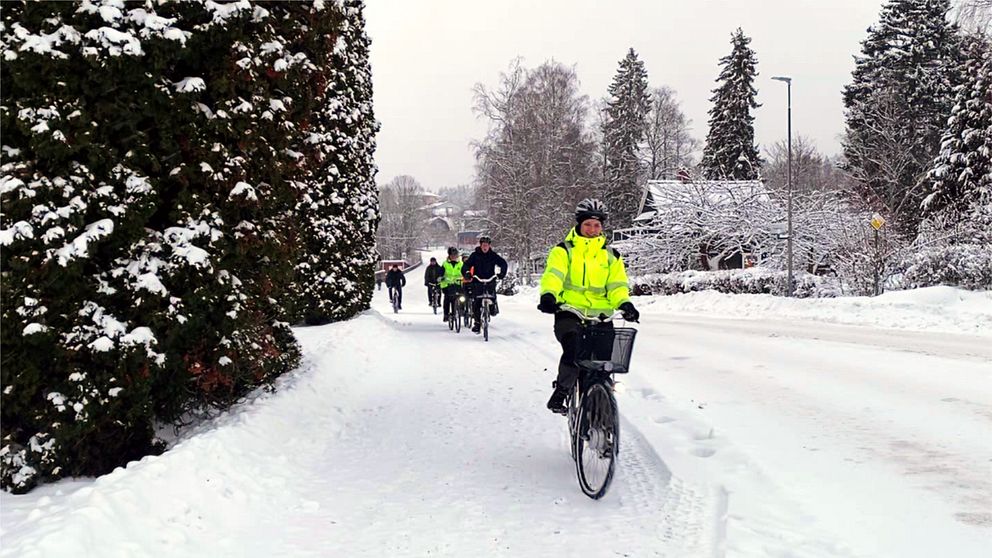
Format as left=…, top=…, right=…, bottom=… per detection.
left=457, top=231, right=481, bottom=250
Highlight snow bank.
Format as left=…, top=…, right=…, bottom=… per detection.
left=640, top=286, right=992, bottom=336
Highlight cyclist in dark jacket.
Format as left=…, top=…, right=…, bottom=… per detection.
left=462, top=235, right=508, bottom=333
left=424, top=257, right=444, bottom=304
left=385, top=265, right=406, bottom=309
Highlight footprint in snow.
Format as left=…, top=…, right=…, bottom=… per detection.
left=691, top=447, right=716, bottom=458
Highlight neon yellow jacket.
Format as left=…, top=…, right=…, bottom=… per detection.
left=439, top=259, right=464, bottom=288
left=539, top=228, right=630, bottom=316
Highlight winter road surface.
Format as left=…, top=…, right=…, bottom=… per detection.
left=1, top=263, right=990, bottom=557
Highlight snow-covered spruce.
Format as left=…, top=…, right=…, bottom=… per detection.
left=841, top=0, right=964, bottom=235
left=602, top=48, right=651, bottom=228
left=700, top=28, right=762, bottom=181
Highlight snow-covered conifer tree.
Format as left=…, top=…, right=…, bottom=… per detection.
left=923, top=34, right=991, bottom=217
left=289, top=0, right=379, bottom=325
left=842, top=0, right=964, bottom=233
left=602, top=48, right=651, bottom=228
left=700, top=28, right=762, bottom=181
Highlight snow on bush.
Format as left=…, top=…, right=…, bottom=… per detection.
left=630, top=268, right=842, bottom=298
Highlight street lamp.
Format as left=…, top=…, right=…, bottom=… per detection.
left=771, top=75, right=793, bottom=297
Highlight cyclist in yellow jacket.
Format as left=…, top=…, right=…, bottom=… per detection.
left=440, top=247, right=464, bottom=322
left=538, top=198, right=639, bottom=413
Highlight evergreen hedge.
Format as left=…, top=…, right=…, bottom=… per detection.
left=1, top=0, right=377, bottom=493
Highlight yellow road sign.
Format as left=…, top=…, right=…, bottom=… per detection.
left=870, top=213, right=886, bottom=230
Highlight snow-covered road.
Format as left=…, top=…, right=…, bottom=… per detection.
left=2, top=262, right=990, bottom=557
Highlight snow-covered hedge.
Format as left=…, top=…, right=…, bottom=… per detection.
left=630, top=268, right=842, bottom=298
left=896, top=244, right=992, bottom=291
left=1, top=1, right=376, bottom=493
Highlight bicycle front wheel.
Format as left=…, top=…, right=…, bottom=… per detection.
left=574, top=381, right=619, bottom=499
left=482, top=303, right=489, bottom=342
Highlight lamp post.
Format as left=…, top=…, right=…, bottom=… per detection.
left=771, top=75, right=793, bottom=297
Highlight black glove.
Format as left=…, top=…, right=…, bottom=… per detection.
left=538, top=293, right=559, bottom=314
left=619, top=301, right=639, bottom=322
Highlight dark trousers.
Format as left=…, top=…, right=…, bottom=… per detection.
left=553, top=312, right=614, bottom=393
left=470, top=282, right=497, bottom=322
left=388, top=286, right=402, bottom=306
left=442, top=285, right=461, bottom=318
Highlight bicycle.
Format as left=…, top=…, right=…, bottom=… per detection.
left=389, top=287, right=400, bottom=314
left=447, top=290, right=464, bottom=333
left=558, top=305, right=637, bottom=500
left=469, top=275, right=499, bottom=341
left=428, top=282, right=441, bottom=315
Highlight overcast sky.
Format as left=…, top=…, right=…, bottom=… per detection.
left=365, top=0, right=885, bottom=191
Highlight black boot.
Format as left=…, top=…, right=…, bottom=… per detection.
left=472, top=320, right=481, bottom=333
left=546, top=386, right=568, bottom=414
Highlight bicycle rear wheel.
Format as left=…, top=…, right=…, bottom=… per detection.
left=454, top=304, right=461, bottom=333
left=574, top=381, right=619, bottom=499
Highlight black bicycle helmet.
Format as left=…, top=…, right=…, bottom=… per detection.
left=447, top=246, right=459, bottom=256
left=575, top=198, right=608, bottom=225
left=478, top=235, right=492, bottom=244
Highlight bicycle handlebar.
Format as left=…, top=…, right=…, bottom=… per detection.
left=558, top=304, right=626, bottom=323
left=470, top=275, right=500, bottom=283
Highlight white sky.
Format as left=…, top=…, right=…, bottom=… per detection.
left=365, top=0, right=885, bottom=191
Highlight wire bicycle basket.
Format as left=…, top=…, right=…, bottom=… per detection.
left=576, top=327, right=637, bottom=374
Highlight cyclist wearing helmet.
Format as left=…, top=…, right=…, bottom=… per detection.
left=439, top=247, right=464, bottom=322
left=538, top=198, right=640, bottom=413
left=462, top=235, right=508, bottom=333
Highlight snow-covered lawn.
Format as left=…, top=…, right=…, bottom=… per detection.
left=2, top=266, right=990, bottom=557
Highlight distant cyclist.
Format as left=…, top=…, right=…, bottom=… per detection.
left=385, top=265, right=406, bottom=310
left=462, top=235, right=507, bottom=333
left=439, top=247, right=464, bottom=322
left=424, top=256, right=444, bottom=305
left=538, top=199, right=639, bottom=413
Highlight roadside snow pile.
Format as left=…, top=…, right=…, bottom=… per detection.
left=640, top=285, right=992, bottom=336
